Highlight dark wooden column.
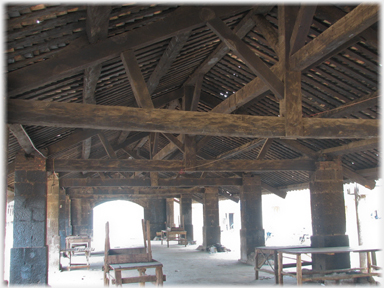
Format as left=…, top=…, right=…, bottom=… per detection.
left=180, top=194, right=193, bottom=242
left=165, top=198, right=175, bottom=228
left=71, top=198, right=93, bottom=236
left=59, top=189, right=72, bottom=250
left=240, top=174, right=265, bottom=264
left=144, top=198, right=166, bottom=239
left=10, top=151, right=48, bottom=285
left=310, top=158, right=350, bottom=270
left=203, top=187, right=220, bottom=249
left=47, top=173, right=60, bottom=274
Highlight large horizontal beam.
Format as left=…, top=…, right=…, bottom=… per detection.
left=7, top=6, right=250, bottom=97
left=8, top=100, right=379, bottom=139
left=60, top=177, right=243, bottom=187
left=47, top=158, right=315, bottom=173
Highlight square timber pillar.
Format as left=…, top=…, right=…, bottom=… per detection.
left=47, top=173, right=61, bottom=276
left=203, top=187, right=220, bottom=250
left=180, top=194, right=193, bottom=242
left=240, top=174, right=265, bottom=265
left=144, top=198, right=166, bottom=239
left=166, top=198, right=175, bottom=228
left=10, top=151, right=48, bottom=285
left=310, top=158, right=350, bottom=271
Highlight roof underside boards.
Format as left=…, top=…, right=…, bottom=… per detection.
left=5, top=4, right=380, bottom=201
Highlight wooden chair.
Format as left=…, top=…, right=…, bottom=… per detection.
left=103, top=219, right=165, bottom=286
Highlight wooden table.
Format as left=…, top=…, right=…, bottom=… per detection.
left=160, top=230, right=187, bottom=248
left=277, top=246, right=381, bottom=285
left=255, top=246, right=311, bottom=284
left=108, top=261, right=165, bottom=286
left=65, top=235, right=92, bottom=250
left=61, top=247, right=95, bottom=271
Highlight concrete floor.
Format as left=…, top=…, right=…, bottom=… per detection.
left=49, top=241, right=379, bottom=287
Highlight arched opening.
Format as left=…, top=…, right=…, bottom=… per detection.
left=92, top=200, right=144, bottom=251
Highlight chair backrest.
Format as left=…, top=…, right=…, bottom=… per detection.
left=104, top=219, right=152, bottom=265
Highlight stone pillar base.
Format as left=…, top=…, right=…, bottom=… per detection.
left=184, top=223, right=194, bottom=242
left=240, top=229, right=265, bottom=265
left=202, top=225, right=220, bottom=250
left=10, top=247, right=48, bottom=285
left=311, top=234, right=350, bottom=270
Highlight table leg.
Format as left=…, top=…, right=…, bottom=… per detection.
left=156, top=266, right=164, bottom=286
left=167, top=235, right=169, bottom=248
left=274, top=251, right=279, bottom=285
left=296, top=254, right=302, bottom=286
left=161, top=232, right=164, bottom=245
left=138, top=268, right=147, bottom=287
left=115, top=270, right=122, bottom=286
left=255, top=250, right=259, bottom=280
left=367, top=251, right=372, bottom=274
left=278, top=252, right=283, bottom=285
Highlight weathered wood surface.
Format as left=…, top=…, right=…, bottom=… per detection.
left=290, top=4, right=379, bottom=71
left=8, top=6, right=250, bottom=97
left=60, top=177, right=243, bottom=187
left=8, top=124, right=37, bottom=155
left=47, top=158, right=315, bottom=172
left=319, top=139, right=379, bottom=156
left=207, top=16, right=284, bottom=100
left=8, top=100, right=378, bottom=139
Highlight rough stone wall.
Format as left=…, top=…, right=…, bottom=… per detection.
left=144, top=198, right=166, bottom=238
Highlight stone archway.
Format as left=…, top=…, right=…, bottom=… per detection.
left=92, top=200, right=145, bottom=251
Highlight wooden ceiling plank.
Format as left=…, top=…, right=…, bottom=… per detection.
left=207, top=16, right=285, bottom=100
left=291, top=4, right=379, bottom=72
left=8, top=5, right=250, bottom=97
left=47, top=158, right=316, bottom=173
left=289, top=5, right=317, bottom=55
left=8, top=99, right=378, bottom=139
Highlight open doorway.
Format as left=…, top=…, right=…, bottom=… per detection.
left=92, top=200, right=144, bottom=251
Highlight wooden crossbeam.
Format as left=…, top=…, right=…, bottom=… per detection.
left=319, top=139, right=379, bottom=156
left=289, top=5, right=317, bottom=55
left=252, top=14, right=279, bottom=55
left=313, top=91, right=379, bottom=119
left=8, top=99, right=378, bottom=139
left=47, top=158, right=315, bottom=173
left=207, top=16, right=284, bottom=100
left=146, top=31, right=191, bottom=95
left=8, top=124, right=37, bottom=155
left=60, top=177, right=243, bottom=187
left=8, top=6, right=250, bottom=97
left=290, top=4, right=379, bottom=71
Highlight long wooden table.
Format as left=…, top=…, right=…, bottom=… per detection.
left=255, top=246, right=311, bottom=284
left=277, top=246, right=381, bottom=285
left=160, top=230, right=187, bottom=248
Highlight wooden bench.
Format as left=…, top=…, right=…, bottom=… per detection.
left=103, top=219, right=166, bottom=286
